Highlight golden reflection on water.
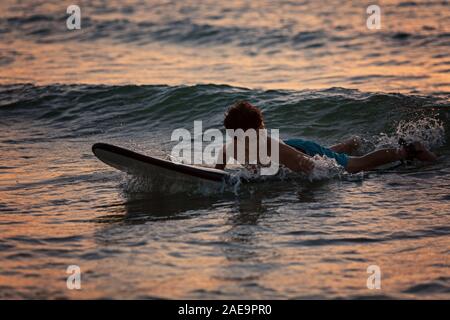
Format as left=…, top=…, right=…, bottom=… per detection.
left=2, top=38, right=449, bottom=93
left=0, top=137, right=449, bottom=298
left=0, top=0, right=449, bottom=92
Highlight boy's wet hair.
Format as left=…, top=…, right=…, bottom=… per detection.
left=224, top=101, right=264, bottom=131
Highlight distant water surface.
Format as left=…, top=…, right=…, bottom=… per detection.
left=0, top=0, right=449, bottom=93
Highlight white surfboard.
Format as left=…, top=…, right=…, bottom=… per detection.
left=92, top=143, right=231, bottom=184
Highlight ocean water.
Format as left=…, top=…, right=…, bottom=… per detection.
left=1, top=0, right=449, bottom=93
left=0, top=0, right=449, bottom=299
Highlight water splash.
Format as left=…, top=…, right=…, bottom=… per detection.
left=224, top=169, right=245, bottom=194
left=308, top=155, right=345, bottom=181
left=375, top=117, right=445, bottom=150
left=225, top=165, right=294, bottom=194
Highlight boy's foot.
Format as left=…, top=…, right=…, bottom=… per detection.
left=330, top=135, right=363, bottom=155
left=399, top=139, right=437, bottom=162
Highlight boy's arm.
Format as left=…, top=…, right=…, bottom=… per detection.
left=214, top=144, right=228, bottom=170
left=277, top=140, right=314, bottom=174
left=215, top=139, right=314, bottom=174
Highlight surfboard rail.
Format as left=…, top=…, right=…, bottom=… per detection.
left=92, top=143, right=230, bottom=183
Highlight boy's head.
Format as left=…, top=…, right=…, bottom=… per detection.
left=224, top=101, right=264, bottom=131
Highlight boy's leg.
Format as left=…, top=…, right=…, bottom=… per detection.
left=346, top=142, right=437, bottom=173
left=329, top=136, right=362, bottom=155
left=346, top=149, right=403, bottom=173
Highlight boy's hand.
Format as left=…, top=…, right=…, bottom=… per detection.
left=412, top=142, right=438, bottom=162
left=298, top=155, right=314, bottom=174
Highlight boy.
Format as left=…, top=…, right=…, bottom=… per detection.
left=215, top=101, right=437, bottom=174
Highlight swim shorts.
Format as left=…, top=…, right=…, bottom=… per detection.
left=283, top=138, right=349, bottom=168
